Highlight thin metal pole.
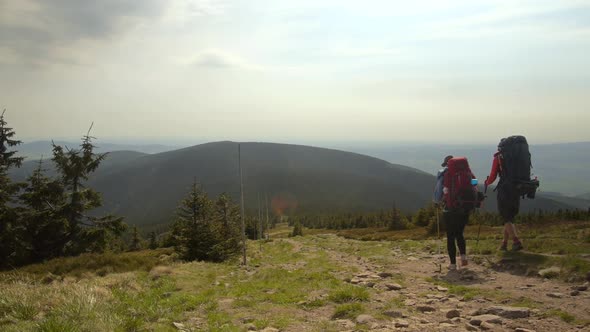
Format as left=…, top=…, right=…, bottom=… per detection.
left=258, top=192, right=262, bottom=251
left=258, top=192, right=262, bottom=240
left=239, top=144, right=246, bottom=265
left=265, top=192, right=269, bottom=239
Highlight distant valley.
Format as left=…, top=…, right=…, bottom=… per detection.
left=10, top=141, right=585, bottom=227
left=336, top=142, right=590, bottom=197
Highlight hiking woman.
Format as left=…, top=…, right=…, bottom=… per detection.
left=434, top=155, right=470, bottom=270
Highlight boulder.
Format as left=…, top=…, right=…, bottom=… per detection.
left=416, top=305, right=436, bottom=313
left=479, top=321, right=495, bottom=330
left=395, top=320, right=410, bottom=328
left=445, top=309, right=461, bottom=319
left=469, top=314, right=502, bottom=326
left=482, top=306, right=530, bottom=319
left=385, top=283, right=403, bottom=291
left=404, top=299, right=417, bottom=306
left=383, top=310, right=404, bottom=318
left=355, top=314, right=374, bottom=324
left=335, top=319, right=355, bottom=329
left=439, top=322, right=455, bottom=328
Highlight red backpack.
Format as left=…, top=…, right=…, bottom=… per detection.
left=444, top=157, right=481, bottom=211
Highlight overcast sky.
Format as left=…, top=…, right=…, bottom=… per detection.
left=1, top=0, right=589, bottom=145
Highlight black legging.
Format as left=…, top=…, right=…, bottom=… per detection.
left=444, top=210, right=469, bottom=265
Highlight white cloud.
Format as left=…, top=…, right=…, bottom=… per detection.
left=0, top=0, right=166, bottom=66
left=418, top=0, right=590, bottom=41
left=164, top=0, right=228, bottom=24
left=321, top=47, right=402, bottom=58
left=189, top=49, right=263, bottom=70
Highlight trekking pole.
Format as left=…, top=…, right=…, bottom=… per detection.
left=475, top=209, right=482, bottom=253
left=476, top=177, right=489, bottom=253
left=436, top=205, right=442, bottom=273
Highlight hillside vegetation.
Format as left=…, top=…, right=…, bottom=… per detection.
left=1, top=221, right=589, bottom=331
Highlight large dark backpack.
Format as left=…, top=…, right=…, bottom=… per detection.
left=498, top=135, right=540, bottom=198
left=444, top=157, right=483, bottom=212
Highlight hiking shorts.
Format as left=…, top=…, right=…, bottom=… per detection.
left=497, top=183, right=520, bottom=223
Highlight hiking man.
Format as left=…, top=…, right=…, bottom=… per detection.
left=434, top=155, right=479, bottom=270
left=484, top=136, right=539, bottom=251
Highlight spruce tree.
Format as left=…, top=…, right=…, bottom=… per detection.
left=173, top=181, right=214, bottom=261
left=0, top=110, right=25, bottom=268
left=290, top=221, right=303, bottom=237
left=19, top=159, right=67, bottom=262
left=388, top=202, right=406, bottom=230
left=245, top=215, right=259, bottom=240
left=51, top=127, right=126, bottom=254
left=129, top=225, right=142, bottom=251
left=148, top=231, right=158, bottom=249
left=210, top=193, right=242, bottom=261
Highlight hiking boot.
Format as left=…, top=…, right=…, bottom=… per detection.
left=461, top=258, right=469, bottom=267
left=499, top=243, right=508, bottom=251
left=448, top=264, right=457, bottom=271
left=512, top=242, right=523, bottom=251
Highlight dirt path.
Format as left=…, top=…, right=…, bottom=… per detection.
left=284, top=235, right=590, bottom=332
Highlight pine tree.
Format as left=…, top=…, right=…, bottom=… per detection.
left=172, top=180, right=214, bottom=261
left=0, top=110, right=25, bottom=267
left=51, top=127, right=126, bottom=255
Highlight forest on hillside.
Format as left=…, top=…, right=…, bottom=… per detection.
left=3, top=111, right=590, bottom=270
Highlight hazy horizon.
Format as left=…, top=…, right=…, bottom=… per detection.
left=14, top=136, right=590, bottom=148
left=3, top=0, right=590, bottom=144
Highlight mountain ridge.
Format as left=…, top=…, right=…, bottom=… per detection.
left=9, top=141, right=578, bottom=226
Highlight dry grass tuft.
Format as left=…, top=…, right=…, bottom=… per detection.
left=149, top=265, right=173, bottom=280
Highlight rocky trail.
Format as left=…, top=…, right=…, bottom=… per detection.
left=277, top=235, right=590, bottom=332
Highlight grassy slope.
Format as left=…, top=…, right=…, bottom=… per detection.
left=1, top=222, right=589, bottom=331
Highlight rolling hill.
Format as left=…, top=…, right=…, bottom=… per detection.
left=341, top=141, right=590, bottom=196
left=10, top=141, right=578, bottom=226
left=15, top=140, right=178, bottom=160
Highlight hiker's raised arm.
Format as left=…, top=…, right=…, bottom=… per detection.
left=484, top=153, right=500, bottom=186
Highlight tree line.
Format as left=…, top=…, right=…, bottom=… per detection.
left=0, top=114, right=125, bottom=268
left=287, top=203, right=590, bottom=235
left=0, top=112, right=244, bottom=268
